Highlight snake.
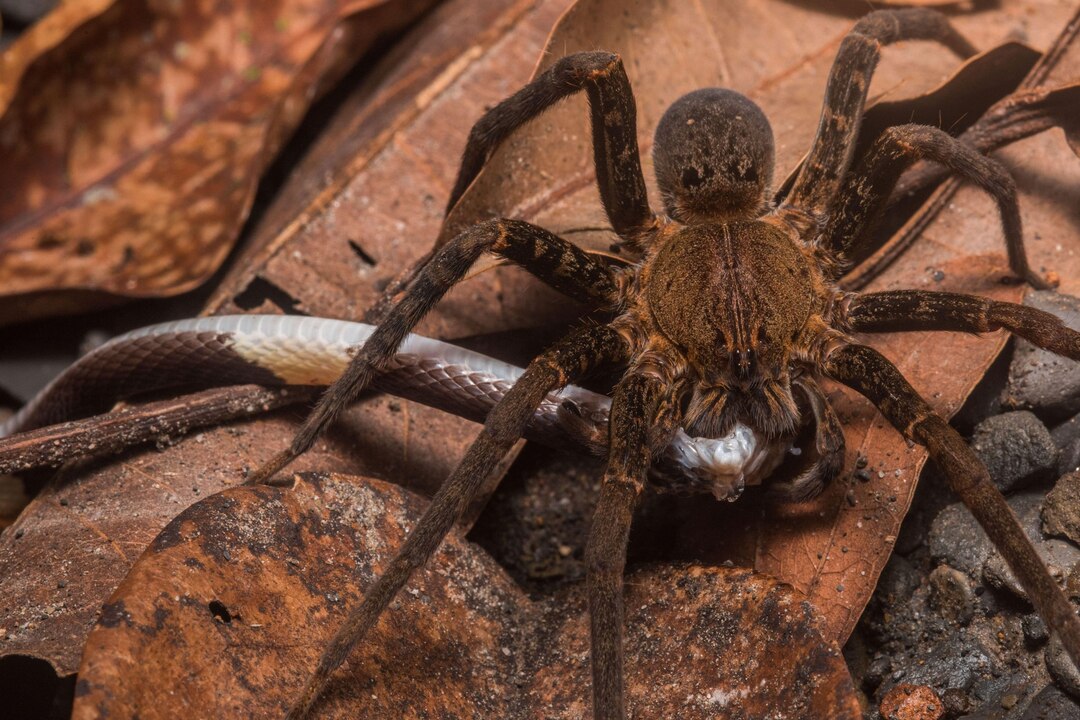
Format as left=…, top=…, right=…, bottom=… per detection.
left=0, top=315, right=788, bottom=500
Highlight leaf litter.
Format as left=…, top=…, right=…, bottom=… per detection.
left=2, top=0, right=1080, bottom=716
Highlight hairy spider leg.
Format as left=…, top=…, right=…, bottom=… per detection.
left=286, top=325, right=630, bottom=719
left=586, top=371, right=668, bottom=720
left=824, top=341, right=1080, bottom=671
left=846, top=290, right=1080, bottom=357
left=785, top=8, right=976, bottom=215
left=448, top=51, right=654, bottom=244
left=824, top=125, right=1050, bottom=288
left=245, top=218, right=619, bottom=486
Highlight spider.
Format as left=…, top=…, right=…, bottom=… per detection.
left=243, top=8, right=1080, bottom=718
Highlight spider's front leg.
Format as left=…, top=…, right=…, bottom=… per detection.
left=824, top=341, right=1080, bottom=670
left=823, top=125, right=1050, bottom=288
left=287, top=324, right=631, bottom=719
left=785, top=8, right=975, bottom=215
left=247, top=218, right=619, bottom=485
left=586, top=370, right=671, bottom=720
left=448, top=51, right=654, bottom=244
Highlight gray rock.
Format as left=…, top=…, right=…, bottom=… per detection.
left=970, top=412, right=1058, bottom=492
left=930, top=493, right=1078, bottom=605
left=930, top=564, right=976, bottom=625
left=1023, top=613, right=1050, bottom=648
left=1004, top=291, right=1080, bottom=422
left=1043, top=473, right=1080, bottom=544
left=1020, top=684, right=1080, bottom=719
left=1022, top=686, right=1080, bottom=719
left=984, top=553, right=1032, bottom=601
left=878, top=553, right=922, bottom=603
left=1046, top=633, right=1080, bottom=702
left=930, top=502, right=994, bottom=577
left=980, top=492, right=1078, bottom=605
left=890, top=636, right=991, bottom=697
left=1053, top=415, right=1080, bottom=476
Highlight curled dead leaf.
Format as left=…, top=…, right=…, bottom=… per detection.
left=74, top=472, right=860, bottom=719
left=0, top=0, right=437, bottom=323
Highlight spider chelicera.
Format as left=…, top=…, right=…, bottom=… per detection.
left=243, top=8, right=1080, bottom=718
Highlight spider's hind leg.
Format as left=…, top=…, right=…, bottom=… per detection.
left=824, top=342, right=1080, bottom=674
left=247, top=218, right=620, bottom=485
left=785, top=8, right=975, bottom=215
left=823, top=126, right=1050, bottom=288
left=286, top=324, right=630, bottom=719
left=448, top=52, right=654, bottom=245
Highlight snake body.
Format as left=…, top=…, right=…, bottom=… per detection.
left=2, top=315, right=784, bottom=500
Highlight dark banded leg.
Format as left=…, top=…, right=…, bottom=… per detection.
left=448, top=52, right=653, bottom=243
left=785, top=8, right=975, bottom=215
left=824, top=343, right=1080, bottom=672
left=824, top=125, right=1049, bottom=288
left=586, top=371, right=666, bottom=720
left=248, top=218, right=618, bottom=485
left=846, top=290, right=1080, bottom=356
left=770, top=376, right=845, bottom=502
left=286, top=325, right=629, bottom=719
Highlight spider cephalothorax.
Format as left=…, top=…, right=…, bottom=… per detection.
left=244, top=8, right=1080, bottom=719
left=637, top=90, right=830, bottom=481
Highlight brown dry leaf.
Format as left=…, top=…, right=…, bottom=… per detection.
left=0, top=0, right=436, bottom=324
left=205, top=0, right=582, bottom=340
left=0, top=0, right=113, bottom=112
left=874, top=1, right=972, bottom=5
left=73, top=472, right=860, bottom=719
left=0, top=411, right=382, bottom=678
left=0, top=0, right=575, bottom=679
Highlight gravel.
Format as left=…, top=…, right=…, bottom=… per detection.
left=1052, top=414, right=1080, bottom=476
left=970, top=412, right=1058, bottom=492
left=1043, top=472, right=1080, bottom=544
left=859, top=290, right=1080, bottom=719
left=1004, top=291, right=1080, bottom=422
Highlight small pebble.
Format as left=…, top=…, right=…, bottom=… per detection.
left=928, top=565, right=975, bottom=625
left=879, top=683, right=944, bottom=720
left=1052, top=413, right=1080, bottom=475
left=969, top=411, right=1058, bottom=492
left=1022, top=613, right=1049, bottom=647
left=1043, top=472, right=1080, bottom=544
left=1004, top=290, right=1080, bottom=420
left=1046, top=633, right=1080, bottom=701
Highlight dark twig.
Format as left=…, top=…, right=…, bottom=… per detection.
left=0, top=385, right=315, bottom=474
